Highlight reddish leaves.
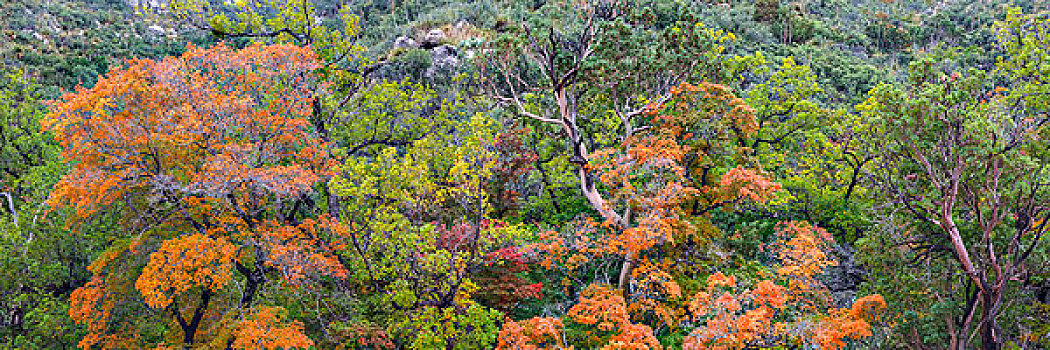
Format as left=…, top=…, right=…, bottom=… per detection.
left=233, top=306, right=314, bottom=350
left=44, top=42, right=328, bottom=224
left=684, top=222, right=885, bottom=350
left=53, top=43, right=335, bottom=348
left=135, top=234, right=237, bottom=309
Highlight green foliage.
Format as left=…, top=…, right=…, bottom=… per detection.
left=9, top=0, right=1050, bottom=348
left=0, top=71, right=89, bottom=348
left=1, top=0, right=205, bottom=94
left=0, top=217, right=104, bottom=349
left=392, top=303, right=502, bottom=350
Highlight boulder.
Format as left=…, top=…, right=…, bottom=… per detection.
left=421, top=29, right=446, bottom=49
left=393, top=36, right=418, bottom=49
left=426, top=44, right=460, bottom=78
left=432, top=44, right=458, bottom=61
left=147, top=25, right=166, bottom=37
left=127, top=0, right=167, bottom=8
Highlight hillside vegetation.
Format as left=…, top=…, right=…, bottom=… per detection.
left=2, top=0, right=1049, bottom=349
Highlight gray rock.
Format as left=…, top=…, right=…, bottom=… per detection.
left=127, top=0, right=167, bottom=8
left=821, top=243, right=865, bottom=307
left=147, top=25, right=166, bottom=37
left=421, top=29, right=446, bottom=48
left=26, top=30, right=49, bottom=45
left=393, top=36, right=418, bottom=49
left=426, top=44, right=460, bottom=78
left=432, top=44, right=458, bottom=60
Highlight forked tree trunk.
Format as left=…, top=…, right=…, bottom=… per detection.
left=980, top=291, right=1002, bottom=350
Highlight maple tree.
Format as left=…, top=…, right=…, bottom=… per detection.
left=46, top=42, right=339, bottom=348
left=497, top=284, right=663, bottom=350
left=500, top=220, right=885, bottom=349
left=683, top=221, right=885, bottom=350
left=231, top=306, right=314, bottom=349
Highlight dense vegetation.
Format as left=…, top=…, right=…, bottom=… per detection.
left=2, top=0, right=1049, bottom=349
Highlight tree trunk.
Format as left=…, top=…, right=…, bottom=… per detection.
left=617, top=253, right=634, bottom=292
left=979, top=291, right=1002, bottom=350
left=236, top=261, right=266, bottom=309
left=174, top=288, right=212, bottom=345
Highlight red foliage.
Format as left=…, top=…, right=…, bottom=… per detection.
left=489, top=126, right=539, bottom=217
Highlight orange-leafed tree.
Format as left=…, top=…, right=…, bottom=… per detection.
left=587, top=81, right=779, bottom=291
left=684, top=221, right=886, bottom=350
left=498, top=285, right=663, bottom=350
left=46, top=43, right=339, bottom=348
left=493, top=82, right=786, bottom=348
left=481, top=1, right=781, bottom=294
left=499, top=221, right=885, bottom=349
left=514, top=80, right=780, bottom=292
left=493, top=80, right=783, bottom=349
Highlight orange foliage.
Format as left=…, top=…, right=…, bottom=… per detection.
left=254, top=218, right=350, bottom=284
left=504, top=82, right=788, bottom=349
left=43, top=42, right=330, bottom=225
left=528, top=81, right=776, bottom=272
left=566, top=285, right=633, bottom=331
left=628, top=260, right=683, bottom=329
left=135, top=234, right=237, bottom=308
left=659, top=83, right=780, bottom=211
left=605, top=323, right=663, bottom=350
left=717, top=166, right=782, bottom=203
left=684, top=274, right=787, bottom=349
left=584, top=81, right=769, bottom=256
left=497, top=285, right=662, bottom=350
left=810, top=295, right=887, bottom=350
left=566, top=285, right=663, bottom=349
left=684, top=276, right=884, bottom=350
left=662, top=82, right=758, bottom=136
left=233, top=306, right=315, bottom=349
left=771, top=221, right=838, bottom=304
left=69, top=276, right=137, bottom=349
left=684, top=222, right=885, bottom=350
left=497, top=317, right=568, bottom=350
left=589, top=128, right=696, bottom=255
left=53, top=42, right=335, bottom=348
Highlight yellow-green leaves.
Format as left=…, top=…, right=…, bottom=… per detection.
left=330, top=80, right=439, bottom=154
left=326, top=113, right=508, bottom=349
left=169, top=0, right=365, bottom=65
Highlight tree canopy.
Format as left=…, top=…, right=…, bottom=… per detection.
left=2, top=0, right=1050, bottom=349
